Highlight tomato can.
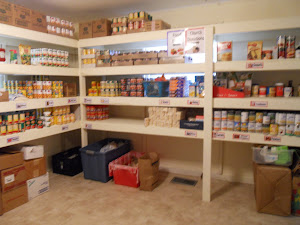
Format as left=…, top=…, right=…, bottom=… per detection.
left=128, top=21, right=134, bottom=30
left=0, top=125, right=6, bottom=136
left=275, top=83, right=284, bottom=97
left=259, top=86, right=266, bottom=97
left=137, top=91, right=144, bottom=97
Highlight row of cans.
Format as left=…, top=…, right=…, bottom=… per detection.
left=46, top=16, right=74, bottom=29
left=86, top=105, right=109, bottom=121
left=31, top=57, right=69, bottom=67
left=128, top=11, right=152, bottom=21
left=121, top=78, right=144, bottom=85
left=0, top=121, right=39, bottom=136
left=31, top=48, right=69, bottom=59
left=51, top=114, right=76, bottom=125
left=52, top=106, right=71, bottom=116
left=112, top=17, right=128, bottom=24
left=121, top=91, right=144, bottom=97
left=47, top=26, right=74, bottom=38
left=88, top=88, right=120, bottom=97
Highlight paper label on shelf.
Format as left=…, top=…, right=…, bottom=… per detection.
left=246, top=62, right=264, bottom=69
left=100, top=98, right=109, bottom=104
left=185, top=27, right=205, bottom=54
left=187, top=99, right=200, bottom=105
left=84, top=98, right=92, bottom=104
left=264, top=136, right=281, bottom=142
left=159, top=99, right=170, bottom=105
left=4, top=174, right=15, bottom=184
left=68, top=98, right=77, bottom=104
left=167, top=30, right=185, bottom=57
left=213, top=131, right=225, bottom=139
left=16, top=102, right=27, bottom=109
left=85, top=124, right=92, bottom=129
left=45, top=100, right=54, bottom=107
left=232, top=133, right=250, bottom=141
left=250, top=101, right=268, bottom=107
left=185, top=130, right=197, bottom=137
left=7, top=136, right=19, bottom=144
left=62, top=125, right=69, bottom=131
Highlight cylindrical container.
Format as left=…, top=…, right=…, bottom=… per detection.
left=0, top=125, right=6, bottom=136
left=241, top=122, right=248, bottom=132
left=256, top=112, right=263, bottom=123
left=270, top=124, right=278, bottom=136
left=234, top=111, right=241, bottom=122
left=214, top=111, right=221, bottom=121
left=286, top=124, right=294, bottom=135
left=241, top=111, right=249, bottom=123
left=278, top=125, right=286, bottom=136
left=249, top=111, right=256, bottom=122
left=255, top=123, right=262, bottom=133
left=267, top=87, right=276, bottom=97
left=227, top=110, right=234, bottom=121
left=227, top=121, right=234, bottom=131
left=262, top=124, right=270, bottom=134
left=128, top=13, right=134, bottom=20
left=221, top=120, right=227, bottom=131
left=275, top=83, right=284, bottom=97
left=213, top=120, right=221, bottom=131
left=263, top=115, right=270, bottom=125
left=234, top=121, right=241, bottom=131
left=259, top=86, right=266, bottom=97
left=134, top=21, right=140, bottom=30
left=284, top=87, right=292, bottom=97
left=128, top=21, right=133, bottom=30
left=252, top=85, right=259, bottom=97
left=278, top=113, right=287, bottom=125
left=286, top=36, right=295, bottom=58
left=248, top=122, right=255, bottom=132
left=295, top=114, right=300, bottom=124
left=221, top=111, right=227, bottom=121
left=286, top=113, right=295, bottom=125
left=19, top=122, right=25, bottom=132
left=277, top=35, right=286, bottom=59
left=133, top=12, right=139, bottom=19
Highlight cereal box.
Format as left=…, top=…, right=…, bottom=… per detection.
left=217, top=41, right=232, bottom=61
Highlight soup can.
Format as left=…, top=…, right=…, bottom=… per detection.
left=255, top=123, right=262, bottom=133
left=213, top=120, right=221, bottom=131
left=270, top=124, right=278, bottom=136
left=286, top=124, right=294, bottom=135
left=252, top=85, right=259, bottom=97
left=267, top=87, right=275, bottom=97
left=214, top=111, right=221, bottom=120
left=275, top=83, right=284, bottom=97
left=284, top=87, right=292, bottom=97
left=278, top=125, right=286, bottom=136
left=248, top=122, right=255, bottom=132
left=227, top=121, right=234, bottom=131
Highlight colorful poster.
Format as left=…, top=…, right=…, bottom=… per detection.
left=167, top=30, right=185, bottom=57
left=185, top=27, right=205, bottom=54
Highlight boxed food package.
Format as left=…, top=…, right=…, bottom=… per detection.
left=0, top=185, right=28, bottom=215
left=24, top=156, right=47, bottom=180
left=217, top=41, right=232, bottom=61
left=0, top=164, right=27, bottom=193
left=292, top=176, right=300, bottom=216
left=0, top=90, right=9, bottom=102
left=12, top=4, right=31, bottom=29
left=21, top=145, right=44, bottom=160
left=30, top=10, right=47, bottom=33
left=92, top=19, right=112, bottom=38
left=253, top=163, right=291, bottom=216
left=247, top=41, right=263, bottom=60
left=134, top=58, right=158, bottom=65
left=138, top=152, right=160, bottom=191
left=111, top=60, right=133, bottom=66
left=0, top=150, right=23, bottom=171
left=79, top=22, right=93, bottom=39
left=145, top=20, right=171, bottom=31
left=0, top=0, right=13, bottom=25
left=27, top=172, right=49, bottom=200
left=63, top=83, right=77, bottom=97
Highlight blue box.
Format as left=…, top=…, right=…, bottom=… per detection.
left=143, top=81, right=169, bottom=97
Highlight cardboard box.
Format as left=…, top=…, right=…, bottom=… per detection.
left=138, top=152, right=160, bottom=191
left=12, top=4, right=31, bottom=29
left=254, top=163, right=291, bottom=216
left=111, top=60, right=133, bottom=67
left=21, top=145, right=44, bottom=160
left=63, top=83, right=77, bottom=97
left=159, top=57, right=185, bottom=64
left=79, top=22, right=93, bottom=39
left=0, top=0, right=13, bottom=25
left=0, top=185, right=28, bottom=215
left=0, top=150, right=23, bottom=171
left=145, top=20, right=171, bottom=32
left=92, top=19, right=112, bottom=38
left=0, top=164, right=27, bottom=193
left=292, top=176, right=300, bottom=216
left=30, top=10, right=47, bottom=33
left=24, top=156, right=47, bottom=180
left=27, top=172, right=49, bottom=200
left=131, top=52, right=158, bottom=59
left=134, top=58, right=158, bottom=65
left=0, top=90, right=9, bottom=102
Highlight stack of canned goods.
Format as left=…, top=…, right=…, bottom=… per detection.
left=213, top=110, right=300, bottom=137
left=31, top=48, right=69, bottom=67
left=88, top=81, right=120, bottom=97
left=252, top=80, right=295, bottom=97
left=50, top=106, right=76, bottom=126
left=121, top=78, right=144, bottom=97
left=52, top=81, right=64, bottom=98
left=46, top=16, right=74, bottom=38
left=111, top=17, right=128, bottom=34
left=86, top=105, right=109, bottom=121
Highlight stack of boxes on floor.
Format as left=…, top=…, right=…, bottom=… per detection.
left=0, top=145, right=49, bottom=215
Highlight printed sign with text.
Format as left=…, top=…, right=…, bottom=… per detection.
left=159, top=99, right=170, bottom=105
left=250, top=101, right=268, bottom=107
left=167, top=30, right=185, bottom=57
left=7, top=136, right=19, bottom=144
left=68, top=98, right=77, bottom=104
left=16, top=102, right=27, bottom=109
left=85, top=124, right=92, bottom=129
left=100, top=98, right=109, bottom=104
left=246, top=62, right=264, bottom=69
left=213, top=132, right=225, bottom=139
left=232, top=133, right=250, bottom=141
left=62, top=125, right=69, bottom=131
left=185, top=28, right=205, bottom=54
left=45, top=100, right=54, bottom=107
left=264, top=136, right=281, bottom=142
left=84, top=98, right=92, bottom=104
left=185, top=130, right=197, bottom=137
left=187, top=99, right=200, bottom=105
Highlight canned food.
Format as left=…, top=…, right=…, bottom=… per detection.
left=13, top=113, right=19, bottom=124
left=7, top=124, right=13, bottom=134
left=275, top=83, right=284, bottom=97
left=241, top=122, right=248, bottom=132
left=248, top=122, right=255, bottom=132
left=284, top=87, right=292, bottom=97
left=19, top=122, right=25, bottom=132
left=277, top=35, right=286, bottom=59
left=267, top=87, right=275, bottom=97
left=128, top=13, right=134, bottom=20
left=241, top=111, right=249, bottom=123
left=286, top=113, right=295, bottom=125
left=249, top=111, right=256, bottom=122
left=227, top=110, right=234, bottom=121
left=122, top=17, right=127, bottom=24
left=134, top=21, right=140, bottom=30
left=255, top=123, right=262, bottom=133
left=270, top=124, right=278, bottom=136
left=140, top=11, right=145, bottom=19
left=286, top=36, right=295, bottom=58
left=137, top=91, right=143, bottom=97
left=42, top=48, right=48, bottom=56
left=214, top=111, right=221, bottom=120
left=286, top=124, right=294, bottom=135
left=117, top=17, right=122, bottom=24
left=221, top=120, right=227, bottom=131
left=128, top=21, right=134, bottom=30
left=133, top=12, right=139, bottom=19
left=263, top=115, right=270, bottom=125
left=140, top=20, right=145, bottom=28
left=0, top=125, right=6, bottom=136
left=227, top=121, right=234, bottom=131
left=122, top=26, right=127, bottom=33
left=256, top=112, right=263, bottom=123
left=278, top=113, right=287, bottom=125
left=262, top=124, right=269, bottom=134
left=234, top=111, right=241, bottom=122
left=213, top=120, right=221, bottom=131
left=294, top=124, right=300, bottom=136
left=252, top=85, right=259, bottom=97
left=259, top=86, right=266, bottom=97
left=112, top=17, right=118, bottom=24
left=234, top=122, right=241, bottom=131
left=278, top=125, right=286, bottom=136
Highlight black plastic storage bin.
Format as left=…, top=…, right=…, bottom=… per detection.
left=52, top=146, right=83, bottom=176
left=80, top=138, right=131, bottom=183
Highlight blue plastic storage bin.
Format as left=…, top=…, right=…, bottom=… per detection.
left=80, top=138, right=131, bottom=183
left=143, top=81, right=169, bottom=97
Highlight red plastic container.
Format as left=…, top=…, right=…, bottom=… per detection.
left=109, top=151, right=145, bottom=188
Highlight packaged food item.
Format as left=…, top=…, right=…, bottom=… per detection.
left=252, top=85, right=259, bottom=97
left=285, top=36, right=295, bottom=58
left=277, top=36, right=286, bottom=59
left=227, top=72, right=252, bottom=97
left=19, top=44, right=31, bottom=65
left=247, top=41, right=263, bottom=60
left=284, top=87, right=292, bottom=97
left=259, top=86, right=266, bottom=97
left=266, top=87, right=275, bottom=97
left=217, top=42, right=232, bottom=61
left=275, top=83, right=284, bottom=97
left=262, top=50, right=272, bottom=60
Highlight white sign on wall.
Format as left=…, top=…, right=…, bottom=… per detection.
left=185, top=28, right=205, bottom=54
left=167, top=30, right=185, bottom=57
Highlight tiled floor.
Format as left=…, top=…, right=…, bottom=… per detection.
left=0, top=172, right=298, bottom=225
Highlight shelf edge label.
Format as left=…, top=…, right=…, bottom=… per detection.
left=264, top=136, right=281, bottom=142
left=100, top=98, right=109, bottom=104
left=185, top=130, right=197, bottom=137
left=68, top=98, right=77, bottom=104
left=159, top=99, right=170, bottom=105
left=84, top=98, right=92, bottom=104
left=85, top=123, right=92, bottom=129
left=246, top=62, right=264, bottom=69
left=187, top=99, right=200, bottom=105
left=16, top=103, right=27, bottom=110
left=213, top=131, right=225, bottom=139
left=232, top=133, right=250, bottom=141
left=7, top=136, right=19, bottom=144
left=45, top=100, right=54, bottom=107
left=62, top=125, right=69, bottom=131
left=250, top=101, right=268, bottom=107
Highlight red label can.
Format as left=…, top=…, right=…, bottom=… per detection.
left=275, top=83, right=284, bottom=97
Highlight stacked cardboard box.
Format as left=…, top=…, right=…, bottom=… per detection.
left=79, top=19, right=111, bottom=39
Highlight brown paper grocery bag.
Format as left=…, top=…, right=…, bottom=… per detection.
left=138, top=152, right=159, bottom=191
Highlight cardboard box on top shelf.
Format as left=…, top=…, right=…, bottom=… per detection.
left=79, top=22, right=93, bottom=39
left=0, top=0, right=13, bottom=25
left=27, top=172, right=49, bottom=200
left=0, top=164, right=27, bottom=193
left=0, top=185, right=28, bottom=215
left=30, top=10, right=47, bottom=33
left=21, top=145, right=44, bottom=160
left=24, top=156, right=47, bottom=180
left=0, top=90, right=9, bottom=102
left=92, top=19, right=112, bottom=38
left=145, top=20, right=171, bottom=32
left=253, top=163, right=292, bottom=216
left=12, top=4, right=31, bottom=29
left=0, top=150, right=23, bottom=171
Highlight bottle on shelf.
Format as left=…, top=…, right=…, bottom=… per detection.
left=0, top=44, right=5, bottom=63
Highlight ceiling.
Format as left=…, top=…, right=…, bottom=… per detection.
left=6, top=0, right=228, bottom=22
